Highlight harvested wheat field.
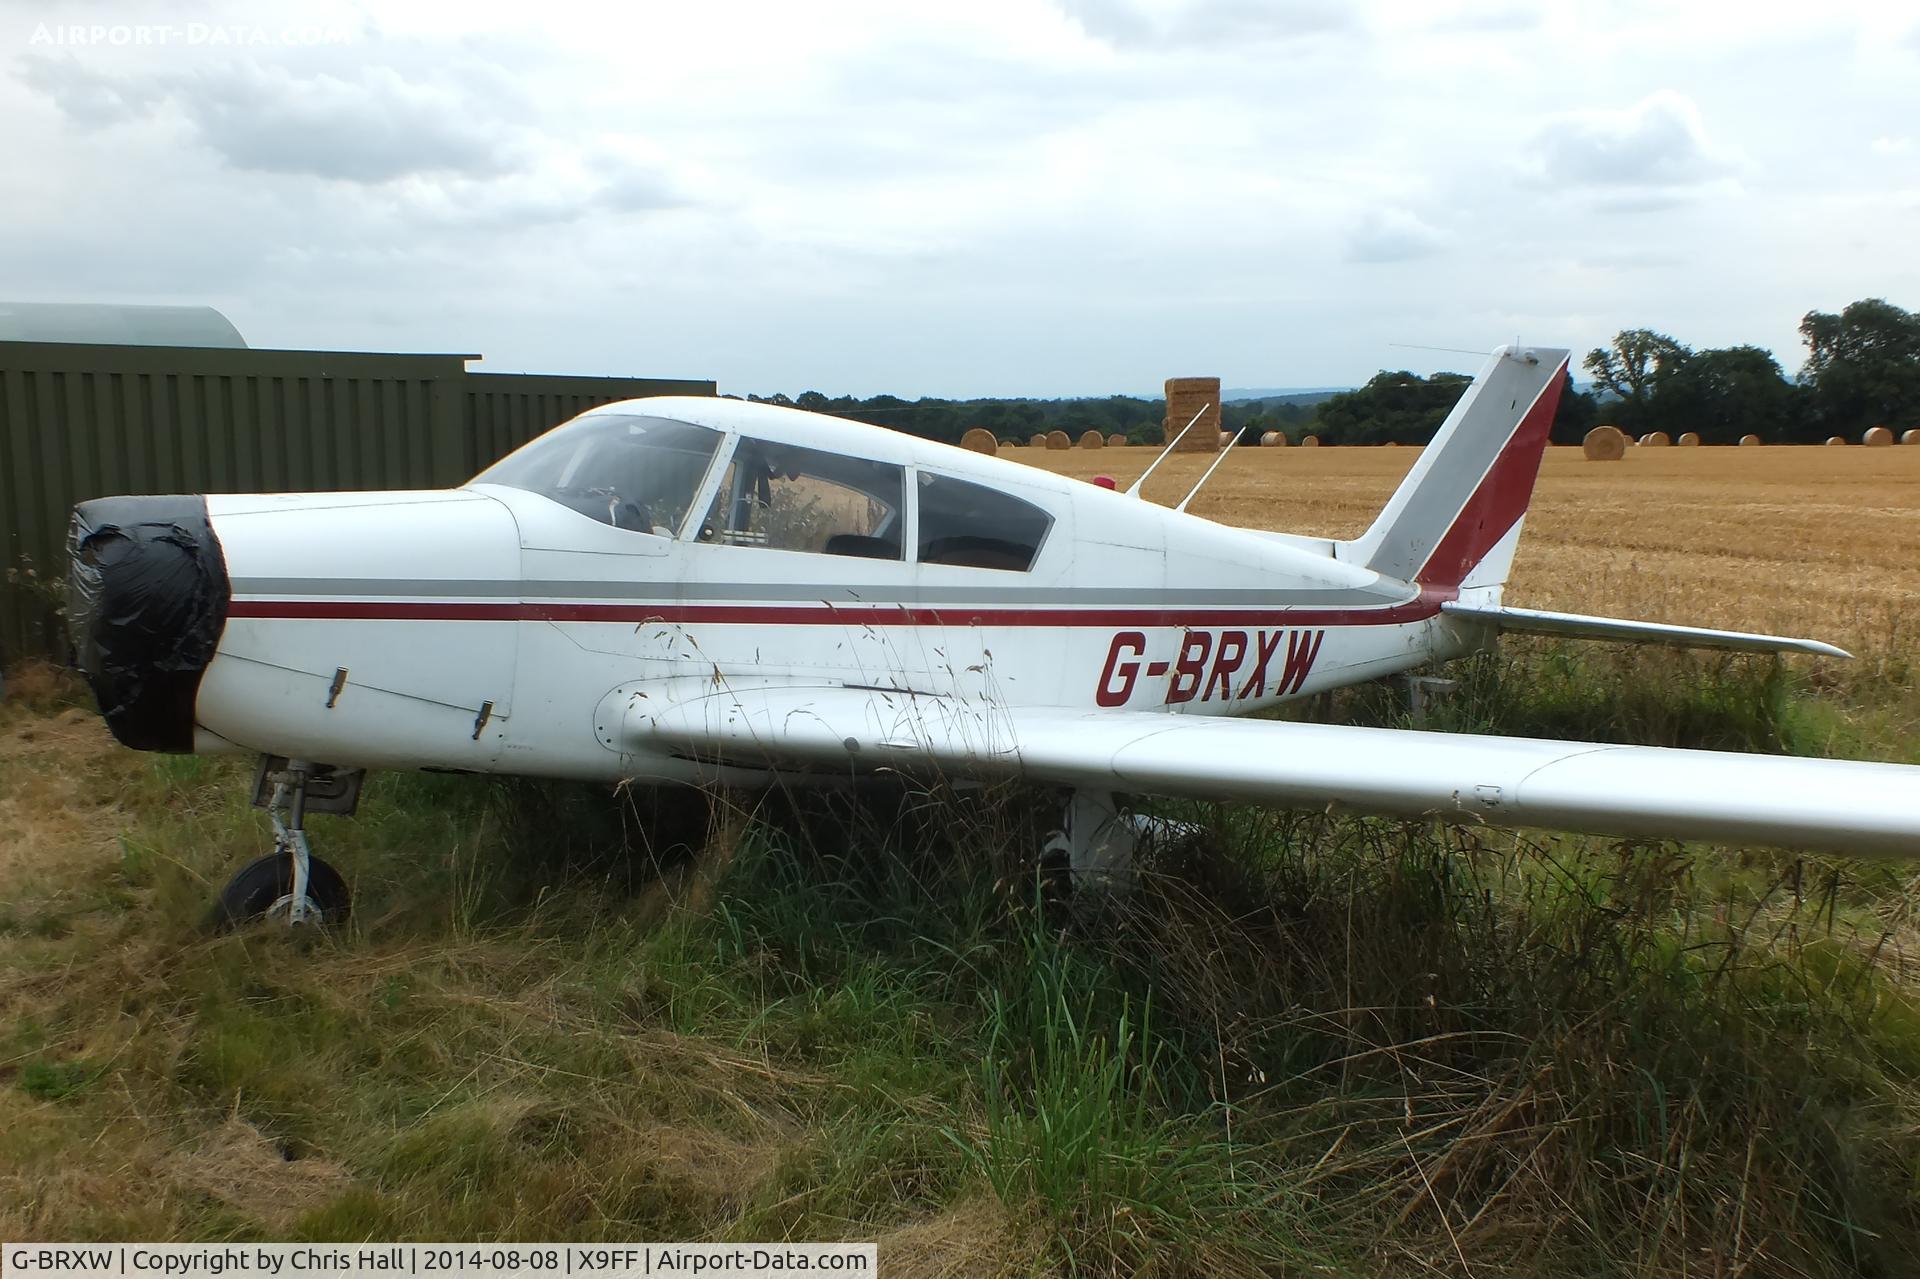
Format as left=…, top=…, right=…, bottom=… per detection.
left=1030, top=444, right=1920, bottom=663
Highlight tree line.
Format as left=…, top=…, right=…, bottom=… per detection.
left=1584, top=299, right=1920, bottom=443
left=746, top=297, right=1918, bottom=449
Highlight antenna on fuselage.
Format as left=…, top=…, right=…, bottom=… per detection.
left=1174, top=429, right=1243, bottom=513
left=1124, top=402, right=1212, bottom=499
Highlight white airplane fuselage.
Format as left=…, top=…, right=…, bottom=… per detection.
left=75, top=349, right=1920, bottom=869
left=189, top=396, right=1475, bottom=784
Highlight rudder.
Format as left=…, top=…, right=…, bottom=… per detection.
left=1339, top=345, right=1569, bottom=596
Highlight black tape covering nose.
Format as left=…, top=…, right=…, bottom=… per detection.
left=67, top=495, right=231, bottom=753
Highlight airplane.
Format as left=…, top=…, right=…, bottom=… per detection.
left=63, top=344, right=1920, bottom=926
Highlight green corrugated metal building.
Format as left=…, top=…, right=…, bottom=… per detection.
left=0, top=309, right=713, bottom=658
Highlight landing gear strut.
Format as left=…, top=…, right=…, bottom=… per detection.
left=1042, top=790, right=1137, bottom=893
left=209, top=756, right=362, bottom=931
left=1041, top=789, right=1206, bottom=895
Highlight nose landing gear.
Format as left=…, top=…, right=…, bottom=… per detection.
left=209, top=756, right=362, bottom=931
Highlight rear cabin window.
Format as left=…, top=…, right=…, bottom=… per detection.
left=696, top=439, right=905, bottom=558
left=915, top=473, right=1052, bottom=571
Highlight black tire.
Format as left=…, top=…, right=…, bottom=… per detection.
left=208, top=851, right=351, bottom=932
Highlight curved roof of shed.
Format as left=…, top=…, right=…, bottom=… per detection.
left=0, top=302, right=246, bottom=348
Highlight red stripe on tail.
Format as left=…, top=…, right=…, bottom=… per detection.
left=1415, top=360, right=1568, bottom=589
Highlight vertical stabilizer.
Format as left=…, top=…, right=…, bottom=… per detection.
left=1339, top=345, right=1569, bottom=597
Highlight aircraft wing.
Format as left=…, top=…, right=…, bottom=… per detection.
left=1441, top=602, right=1852, bottom=659
left=635, top=685, right=1920, bottom=858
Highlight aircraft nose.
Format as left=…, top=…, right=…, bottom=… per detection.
left=67, top=496, right=231, bottom=752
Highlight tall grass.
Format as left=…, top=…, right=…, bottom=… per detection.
left=5, top=649, right=1920, bottom=1274
left=1329, top=638, right=1836, bottom=754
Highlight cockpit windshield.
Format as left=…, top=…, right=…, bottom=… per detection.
left=472, top=414, right=723, bottom=536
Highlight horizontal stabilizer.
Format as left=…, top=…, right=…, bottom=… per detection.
left=1441, top=602, right=1852, bottom=660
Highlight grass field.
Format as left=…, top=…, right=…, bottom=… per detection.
left=3, top=447, right=1919, bottom=1276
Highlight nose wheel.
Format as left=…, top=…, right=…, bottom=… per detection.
left=211, top=848, right=351, bottom=930
left=209, top=757, right=360, bottom=931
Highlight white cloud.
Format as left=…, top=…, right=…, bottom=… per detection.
left=0, top=0, right=1914, bottom=396
left=185, top=64, right=513, bottom=182
left=21, top=55, right=519, bottom=182
left=1529, top=91, right=1739, bottom=201
left=1420, top=3, right=1539, bottom=34
left=1057, top=0, right=1354, bottom=47
left=1346, top=208, right=1445, bottom=263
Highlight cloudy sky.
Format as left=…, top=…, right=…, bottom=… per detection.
left=4, top=0, right=1917, bottom=396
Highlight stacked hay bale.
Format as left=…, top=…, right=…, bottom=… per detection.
left=1740, top=434, right=1762, bottom=446
left=1260, top=430, right=1288, bottom=447
left=1078, top=430, right=1104, bottom=449
left=1864, top=426, right=1895, bottom=446
left=1302, top=434, right=1321, bottom=447
left=1640, top=431, right=1671, bottom=447
left=1045, top=430, right=1071, bottom=450
left=1107, top=433, right=1127, bottom=447
left=960, top=428, right=998, bottom=456
left=1164, top=376, right=1222, bottom=451
left=1582, top=425, right=1627, bottom=461
left=1028, top=432, right=1047, bottom=449
left=1678, top=432, right=1701, bottom=446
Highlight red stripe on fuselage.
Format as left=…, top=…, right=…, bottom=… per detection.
left=226, top=596, right=1453, bottom=629
left=1416, top=359, right=1568, bottom=589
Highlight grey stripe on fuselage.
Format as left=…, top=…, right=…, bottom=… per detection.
left=229, top=577, right=1414, bottom=608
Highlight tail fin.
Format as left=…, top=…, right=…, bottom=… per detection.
left=1339, top=345, right=1569, bottom=598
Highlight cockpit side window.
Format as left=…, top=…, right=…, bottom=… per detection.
left=915, top=473, right=1053, bottom=571
left=695, top=438, right=905, bottom=559
left=472, top=414, right=724, bottom=536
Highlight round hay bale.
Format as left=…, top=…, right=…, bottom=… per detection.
left=1028, top=433, right=1047, bottom=449
left=1077, top=429, right=1104, bottom=449
left=1582, top=425, right=1627, bottom=461
left=1044, top=430, right=1071, bottom=450
left=1739, top=434, right=1762, bottom=446
left=960, top=427, right=997, bottom=456
left=1260, top=430, right=1288, bottom=447
left=1863, top=426, right=1895, bottom=447
left=1903, top=429, right=1920, bottom=445
left=1217, top=430, right=1235, bottom=448
left=1825, top=436, right=1847, bottom=446
left=1107, top=433, right=1127, bottom=447
left=1677, top=432, right=1701, bottom=446
left=1640, top=431, right=1671, bottom=447
left=1301, top=434, right=1320, bottom=447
